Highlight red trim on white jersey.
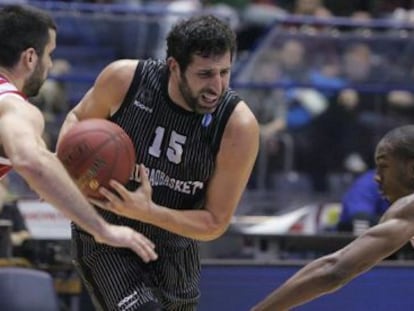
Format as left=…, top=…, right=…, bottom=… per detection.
left=0, top=76, right=27, bottom=99
left=0, top=165, right=12, bottom=179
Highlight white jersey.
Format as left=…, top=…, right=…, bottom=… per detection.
left=0, top=76, right=26, bottom=178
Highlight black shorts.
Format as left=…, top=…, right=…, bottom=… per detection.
left=71, top=227, right=200, bottom=311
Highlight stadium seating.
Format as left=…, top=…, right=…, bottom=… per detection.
left=0, top=267, right=60, bottom=311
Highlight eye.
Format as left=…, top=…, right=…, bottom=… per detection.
left=198, top=72, right=212, bottom=78
left=220, top=70, right=230, bottom=77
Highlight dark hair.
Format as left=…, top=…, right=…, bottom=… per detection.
left=379, top=125, right=414, bottom=160
left=0, top=5, right=57, bottom=68
left=166, top=15, right=237, bottom=71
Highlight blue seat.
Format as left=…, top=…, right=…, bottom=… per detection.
left=0, top=267, right=60, bottom=311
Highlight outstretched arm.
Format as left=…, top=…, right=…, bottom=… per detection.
left=251, top=193, right=414, bottom=311
left=0, top=95, right=157, bottom=262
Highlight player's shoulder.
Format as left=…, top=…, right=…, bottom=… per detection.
left=0, top=91, right=27, bottom=111
left=0, top=81, right=26, bottom=106
left=94, top=59, right=140, bottom=93
left=230, top=100, right=259, bottom=131
left=223, top=98, right=259, bottom=145
left=222, top=89, right=259, bottom=130
left=100, top=59, right=140, bottom=79
left=104, top=59, right=164, bottom=74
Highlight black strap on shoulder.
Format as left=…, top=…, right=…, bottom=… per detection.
left=211, top=94, right=240, bottom=155
left=111, top=61, right=145, bottom=119
left=124, top=61, right=145, bottom=105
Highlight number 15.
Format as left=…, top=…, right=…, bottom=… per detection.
left=148, top=126, right=187, bottom=164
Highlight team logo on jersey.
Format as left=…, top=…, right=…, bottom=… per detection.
left=201, top=113, right=213, bottom=127
left=131, top=165, right=204, bottom=195
left=133, top=100, right=153, bottom=113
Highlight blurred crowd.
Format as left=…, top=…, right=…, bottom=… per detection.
left=8, top=0, right=414, bottom=212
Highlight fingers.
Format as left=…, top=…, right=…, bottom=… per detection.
left=122, top=229, right=158, bottom=263
left=89, top=198, right=110, bottom=210
left=89, top=197, right=127, bottom=222
left=139, top=164, right=151, bottom=192
left=108, top=180, right=129, bottom=198
left=106, top=165, right=148, bottom=198
left=131, top=232, right=158, bottom=263
left=99, top=187, right=122, bottom=204
left=97, top=225, right=158, bottom=263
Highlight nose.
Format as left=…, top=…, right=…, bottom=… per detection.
left=209, top=74, right=223, bottom=94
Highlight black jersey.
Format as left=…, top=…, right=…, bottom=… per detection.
left=72, top=60, right=241, bottom=310
left=103, top=59, right=240, bottom=250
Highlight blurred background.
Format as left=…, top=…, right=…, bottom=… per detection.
left=2, top=0, right=414, bottom=310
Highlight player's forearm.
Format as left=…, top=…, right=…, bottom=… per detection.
left=253, top=283, right=335, bottom=311
left=252, top=256, right=346, bottom=311
left=147, top=203, right=226, bottom=241
left=15, top=151, right=108, bottom=240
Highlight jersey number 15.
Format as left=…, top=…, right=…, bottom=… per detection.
left=148, top=126, right=187, bottom=164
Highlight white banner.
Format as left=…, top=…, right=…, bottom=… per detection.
left=17, top=200, right=71, bottom=240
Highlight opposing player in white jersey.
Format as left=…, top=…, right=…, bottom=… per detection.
left=0, top=4, right=157, bottom=262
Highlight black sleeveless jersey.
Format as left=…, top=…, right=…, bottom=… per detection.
left=106, top=59, right=240, bottom=249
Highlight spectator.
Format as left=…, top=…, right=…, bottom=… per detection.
left=292, top=0, right=332, bottom=17
left=242, top=0, right=287, bottom=28
left=337, top=169, right=390, bottom=232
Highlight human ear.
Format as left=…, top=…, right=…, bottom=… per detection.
left=167, top=57, right=180, bottom=76
left=23, top=48, right=38, bottom=69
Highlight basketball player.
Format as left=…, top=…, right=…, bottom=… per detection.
left=0, top=5, right=157, bottom=263
left=58, top=15, right=259, bottom=311
left=251, top=125, right=414, bottom=310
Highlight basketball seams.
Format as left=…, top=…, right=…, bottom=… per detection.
left=117, top=132, right=136, bottom=175
left=109, top=132, right=136, bottom=183
left=59, top=131, right=117, bottom=172
left=57, top=119, right=136, bottom=199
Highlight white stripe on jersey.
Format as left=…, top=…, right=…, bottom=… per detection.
left=0, top=157, right=11, bottom=165
left=0, top=81, right=18, bottom=92
left=0, top=81, right=24, bottom=101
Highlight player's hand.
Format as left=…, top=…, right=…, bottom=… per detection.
left=90, top=164, right=154, bottom=223
left=94, top=223, right=158, bottom=263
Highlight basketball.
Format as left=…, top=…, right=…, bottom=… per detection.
left=56, top=119, right=136, bottom=199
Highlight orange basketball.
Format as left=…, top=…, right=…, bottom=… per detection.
left=57, top=119, right=136, bottom=199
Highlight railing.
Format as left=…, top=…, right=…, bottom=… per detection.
left=5, top=2, right=414, bottom=205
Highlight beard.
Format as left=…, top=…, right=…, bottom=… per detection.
left=23, top=62, right=46, bottom=97
left=178, top=73, right=221, bottom=114
left=178, top=74, right=201, bottom=113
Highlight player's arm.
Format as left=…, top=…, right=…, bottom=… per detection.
left=0, top=96, right=157, bottom=262
left=75, top=60, right=260, bottom=240
left=152, top=101, right=259, bottom=240
left=58, top=59, right=137, bottom=143
left=251, top=193, right=414, bottom=311
left=98, top=101, right=260, bottom=241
